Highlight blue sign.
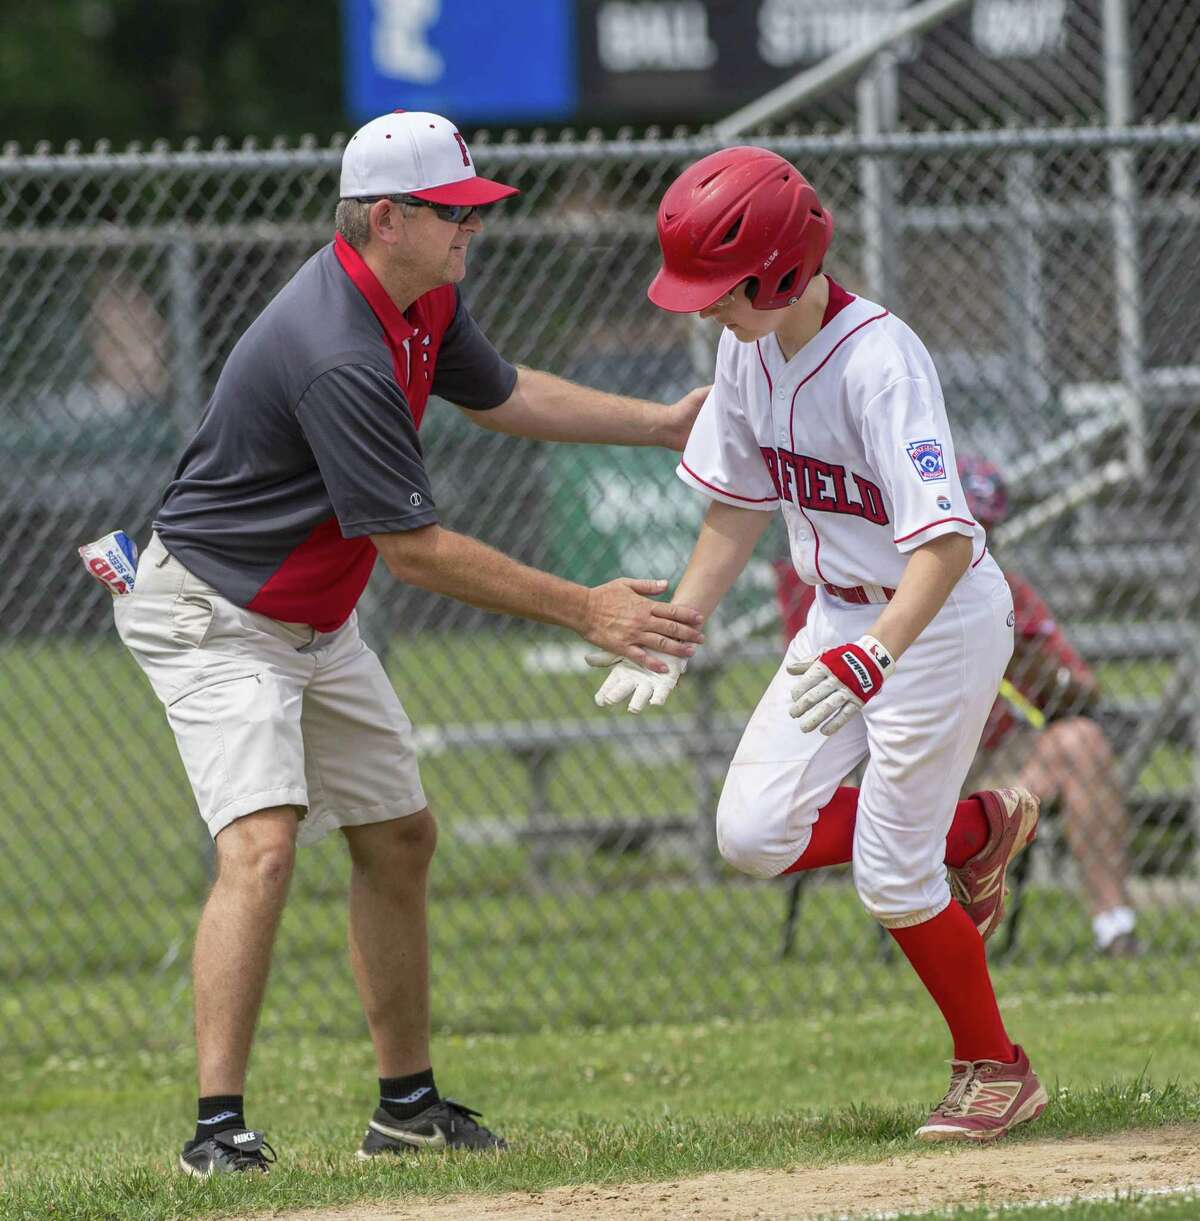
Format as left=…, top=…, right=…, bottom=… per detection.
left=343, top=0, right=576, bottom=125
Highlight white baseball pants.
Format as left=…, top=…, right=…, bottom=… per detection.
left=716, top=557, right=1014, bottom=926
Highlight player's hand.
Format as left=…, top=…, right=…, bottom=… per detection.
left=582, top=579, right=704, bottom=673
left=660, top=385, right=711, bottom=451
left=786, top=635, right=896, bottom=735
left=588, top=650, right=687, bottom=713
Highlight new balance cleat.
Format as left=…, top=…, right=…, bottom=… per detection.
left=357, top=1098, right=506, bottom=1158
left=950, top=787, right=1040, bottom=941
left=916, top=1044, right=1047, bottom=1142
left=179, top=1128, right=277, bottom=1176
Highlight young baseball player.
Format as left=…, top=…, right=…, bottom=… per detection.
left=593, top=147, right=1046, bottom=1141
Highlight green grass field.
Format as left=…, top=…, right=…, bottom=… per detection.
left=6, top=980, right=1200, bottom=1220
left=2, top=634, right=1197, bottom=1219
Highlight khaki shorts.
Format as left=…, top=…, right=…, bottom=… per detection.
left=115, top=534, right=426, bottom=844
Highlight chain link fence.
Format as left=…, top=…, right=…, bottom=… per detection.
left=718, top=0, right=1198, bottom=133
left=2, top=112, right=1198, bottom=1056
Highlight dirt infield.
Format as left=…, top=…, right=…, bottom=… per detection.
left=285, top=1125, right=1200, bottom=1220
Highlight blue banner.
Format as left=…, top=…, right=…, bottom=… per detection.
left=344, top=0, right=576, bottom=125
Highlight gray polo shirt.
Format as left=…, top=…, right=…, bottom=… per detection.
left=155, top=234, right=517, bottom=630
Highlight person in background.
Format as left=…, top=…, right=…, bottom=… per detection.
left=955, top=455, right=1140, bottom=957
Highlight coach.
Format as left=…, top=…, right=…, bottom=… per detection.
left=115, top=109, right=706, bottom=1176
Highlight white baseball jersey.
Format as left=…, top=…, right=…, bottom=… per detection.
left=677, top=283, right=986, bottom=591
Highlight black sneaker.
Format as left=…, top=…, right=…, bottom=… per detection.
left=1101, top=931, right=1144, bottom=959
left=357, top=1099, right=507, bottom=1157
left=179, top=1128, right=277, bottom=1176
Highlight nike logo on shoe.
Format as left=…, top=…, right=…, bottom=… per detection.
left=368, top=1118, right=447, bottom=1149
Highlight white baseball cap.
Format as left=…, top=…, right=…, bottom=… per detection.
left=339, top=110, right=519, bottom=206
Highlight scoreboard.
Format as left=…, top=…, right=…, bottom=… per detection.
left=343, top=0, right=1096, bottom=126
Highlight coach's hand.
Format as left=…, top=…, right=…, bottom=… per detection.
left=582, top=579, right=704, bottom=673
left=787, top=635, right=896, bottom=735
left=588, top=650, right=686, bottom=713
left=660, top=385, right=711, bottom=451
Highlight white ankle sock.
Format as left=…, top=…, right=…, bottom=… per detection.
left=1092, top=905, right=1136, bottom=949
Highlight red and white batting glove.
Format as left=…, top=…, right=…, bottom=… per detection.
left=786, top=635, right=896, bottom=735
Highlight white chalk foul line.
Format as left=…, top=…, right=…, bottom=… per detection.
left=815, top=1179, right=1200, bottom=1220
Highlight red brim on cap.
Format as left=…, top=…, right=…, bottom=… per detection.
left=647, top=266, right=737, bottom=314
left=409, top=176, right=520, bottom=206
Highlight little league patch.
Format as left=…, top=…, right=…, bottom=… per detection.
left=907, top=438, right=947, bottom=481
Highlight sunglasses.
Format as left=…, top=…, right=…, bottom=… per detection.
left=394, top=195, right=479, bottom=225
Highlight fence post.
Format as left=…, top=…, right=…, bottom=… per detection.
left=167, top=235, right=201, bottom=432
left=1004, top=152, right=1050, bottom=417
left=857, top=51, right=900, bottom=305
left=1103, top=0, right=1147, bottom=479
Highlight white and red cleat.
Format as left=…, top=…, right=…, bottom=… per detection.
left=950, top=788, right=1040, bottom=941
left=916, top=1044, right=1048, bottom=1142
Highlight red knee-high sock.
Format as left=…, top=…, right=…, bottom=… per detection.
left=888, top=902, right=1016, bottom=1062
left=782, top=792, right=990, bottom=874
left=944, top=796, right=989, bottom=867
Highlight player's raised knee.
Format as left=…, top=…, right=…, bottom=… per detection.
left=716, top=800, right=808, bottom=879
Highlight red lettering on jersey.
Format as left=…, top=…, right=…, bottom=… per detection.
left=452, top=131, right=470, bottom=166
left=768, top=447, right=889, bottom=526
left=852, top=474, right=889, bottom=525
left=803, top=456, right=840, bottom=511
left=760, top=447, right=783, bottom=499
left=777, top=451, right=799, bottom=503
left=825, top=463, right=855, bottom=514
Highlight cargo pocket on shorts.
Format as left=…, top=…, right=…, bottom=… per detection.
left=171, top=593, right=215, bottom=649
left=166, top=670, right=262, bottom=817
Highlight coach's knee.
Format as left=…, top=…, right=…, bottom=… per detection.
left=346, top=807, right=438, bottom=877
left=215, top=806, right=299, bottom=894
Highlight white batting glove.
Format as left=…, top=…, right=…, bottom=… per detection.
left=587, top=650, right=687, bottom=714
left=786, top=634, right=896, bottom=736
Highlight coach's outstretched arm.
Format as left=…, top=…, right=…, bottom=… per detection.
left=465, top=367, right=710, bottom=452
left=373, top=524, right=704, bottom=673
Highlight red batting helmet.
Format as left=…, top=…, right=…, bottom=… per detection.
left=957, top=454, right=1009, bottom=529
left=648, top=146, right=834, bottom=313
